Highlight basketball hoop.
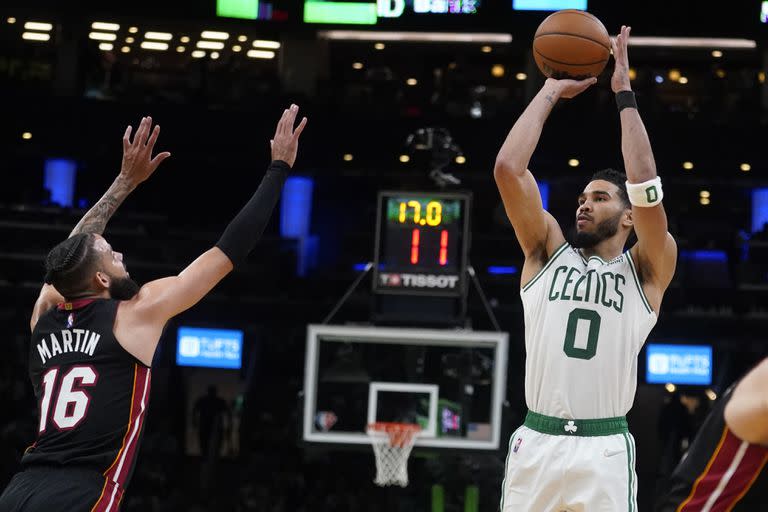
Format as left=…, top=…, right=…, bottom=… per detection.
left=366, top=422, right=421, bottom=487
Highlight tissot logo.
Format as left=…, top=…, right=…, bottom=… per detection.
left=379, top=273, right=459, bottom=289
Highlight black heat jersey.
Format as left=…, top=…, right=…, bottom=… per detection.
left=22, top=298, right=151, bottom=511
left=655, top=385, right=768, bottom=512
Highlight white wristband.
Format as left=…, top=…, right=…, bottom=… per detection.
left=625, top=177, right=663, bottom=207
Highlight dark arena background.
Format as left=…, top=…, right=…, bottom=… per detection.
left=2, top=1, right=768, bottom=511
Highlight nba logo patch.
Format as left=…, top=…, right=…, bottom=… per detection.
left=67, top=313, right=75, bottom=328
left=314, top=411, right=338, bottom=432
left=513, top=436, right=523, bottom=453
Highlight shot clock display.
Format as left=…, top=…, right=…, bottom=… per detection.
left=389, top=198, right=458, bottom=266
left=373, top=191, right=471, bottom=296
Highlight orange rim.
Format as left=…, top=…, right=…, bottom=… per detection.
left=367, top=422, right=420, bottom=448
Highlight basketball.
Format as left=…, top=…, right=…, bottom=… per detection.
left=533, top=9, right=611, bottom=80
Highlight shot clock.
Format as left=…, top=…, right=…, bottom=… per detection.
left=373, top=191, right=471, bottom=297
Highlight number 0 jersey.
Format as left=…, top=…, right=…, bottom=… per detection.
left=521, top=242, right=656, bottom=419
left=23, top=298, right=151, bottom=499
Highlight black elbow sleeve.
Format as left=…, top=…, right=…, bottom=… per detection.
left=215, top=160, right=290, bottom=266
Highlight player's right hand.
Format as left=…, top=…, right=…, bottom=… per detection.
left=546, top=76, right=598, bottom=99
left=270, top=104, right=307, bottom=168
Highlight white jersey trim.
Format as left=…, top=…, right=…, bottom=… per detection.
left=521, top=242, right=570, bottom=293
left=625, top=250, right=654, bottom=314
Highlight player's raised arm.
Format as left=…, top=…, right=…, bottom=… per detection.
left=31, top=117, right=170, bottom=331
left=124, top=105, right=307, bottom=339
left=494, top=77, right=594, bottom=265
left=612, top=26, right=677, bottom=308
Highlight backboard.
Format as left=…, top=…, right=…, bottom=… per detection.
left=303, top=324, right=508, bottom=450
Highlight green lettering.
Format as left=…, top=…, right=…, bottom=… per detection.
left=592, top=271, right=601, bottom=305
left=614, top=274, right=626, bottom=313
left=548, top=266, right=568, bottom=300
left=600, top=273, right=614, bottom=309
left=561, top=267, right=580, bottom=301
left=584, top=271, right=593, bottom=302
left=572, top=274, right=587, bottom=302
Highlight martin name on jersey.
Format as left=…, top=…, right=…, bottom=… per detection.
left=36, top=328, right=102, bottom=364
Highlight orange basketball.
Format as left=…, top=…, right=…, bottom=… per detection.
left=533, top=10, right=611, bottom=80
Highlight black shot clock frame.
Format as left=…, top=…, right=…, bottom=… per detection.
left=371, top=190, right=472, bottom=326
left=372, top=190, right=471, bottom=297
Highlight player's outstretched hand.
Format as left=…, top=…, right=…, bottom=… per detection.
left=120, top=116, right=171, bottom=188
left=611, top=25, right=632, bottom=93
left=271, top=104, right=308, bottom=168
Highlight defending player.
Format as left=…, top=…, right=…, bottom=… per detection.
left=654, top=357, right=768, bottom=511
left=0, top=106, right=306, bottom=511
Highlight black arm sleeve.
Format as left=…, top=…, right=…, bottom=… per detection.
left=215, top=160, right=290, bottom=266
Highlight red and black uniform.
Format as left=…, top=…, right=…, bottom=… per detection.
left=655, top=384, right=768, bottom=512
left=0, top=299, right=151, bottom=512
left=0, top=160, right=289, bottom=512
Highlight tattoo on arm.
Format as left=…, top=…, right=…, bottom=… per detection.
left=544, top=92, right=555, bottom=105
left=69, top=178, right=134, bottom=237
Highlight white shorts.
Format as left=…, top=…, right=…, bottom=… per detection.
left=500, top=420, right=638, bottom=512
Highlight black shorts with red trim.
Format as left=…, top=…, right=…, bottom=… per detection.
left=0, top=465, right=119, bottom=512
left=655, top=428, right=768, bottom=511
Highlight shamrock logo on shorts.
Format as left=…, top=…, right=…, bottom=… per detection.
left=564, top=421, right=578, bottom=434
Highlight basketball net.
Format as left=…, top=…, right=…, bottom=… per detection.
left=366, top=422, right=420, bottom=487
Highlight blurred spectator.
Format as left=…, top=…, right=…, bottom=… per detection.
left=193, top=385, right=231, bottom=461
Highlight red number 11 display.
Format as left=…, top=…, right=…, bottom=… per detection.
left=410, top=229, right=448, bottom=266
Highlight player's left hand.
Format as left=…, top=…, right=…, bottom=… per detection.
left=119, top=116, right=171, bottom=188
left=271, top=104, right=308, bottom=168
left=610, top=25, right=632, bottom=93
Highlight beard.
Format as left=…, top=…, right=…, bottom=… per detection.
left=109, top=275, right=140, bottom=300
left=570, top=212, right=622, bottom=249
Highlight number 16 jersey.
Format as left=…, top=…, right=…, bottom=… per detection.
left=23, top=298, right=151, bottom=498
left=521, top=243, right=656, bottom=419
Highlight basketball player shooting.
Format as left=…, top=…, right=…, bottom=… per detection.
left=495, top=26, right=677, bottom=511
left=654, top=357, right=768, bottom=511
left=0, top=105, right=307, bottom=512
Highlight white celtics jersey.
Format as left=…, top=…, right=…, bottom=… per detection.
left=521, top=242, right=656, bottom=419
